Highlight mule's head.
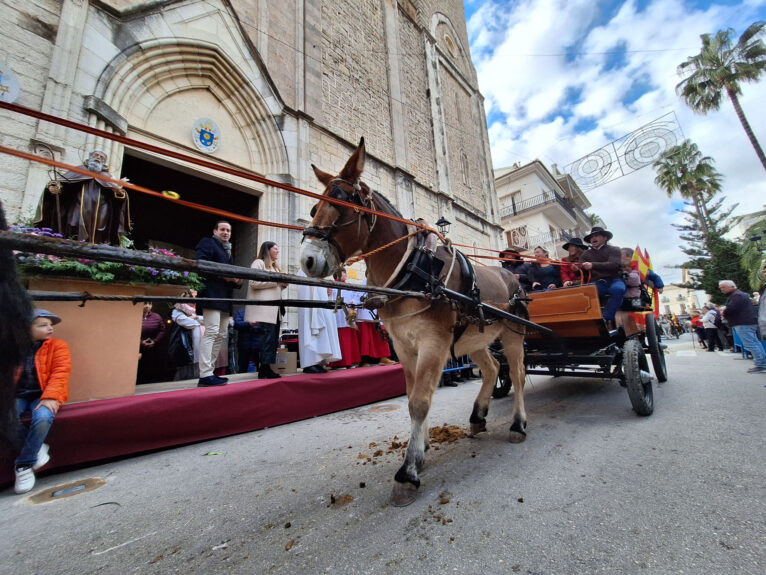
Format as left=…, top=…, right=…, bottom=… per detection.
left=301, top=138, right=372, bottom=278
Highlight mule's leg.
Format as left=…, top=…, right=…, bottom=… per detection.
left=390, top=343, right=449, bottom=507
left=501, top=329, right=528, bottom=443
left=466, top=348, right=498, bottom=436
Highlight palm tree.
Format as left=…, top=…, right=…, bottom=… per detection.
left=738, top=210, right=766, bottom=290
left=653, top=140, right=722, bottom=242
left=676, top=21, right=766, bottom=171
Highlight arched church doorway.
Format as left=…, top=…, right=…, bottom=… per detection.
left=121, top=152, right=260, bottom=269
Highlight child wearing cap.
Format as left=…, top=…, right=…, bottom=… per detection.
left=12, top=309, right=71, bottom=494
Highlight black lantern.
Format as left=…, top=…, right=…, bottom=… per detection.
left=435, top=216, right=451, bottom=235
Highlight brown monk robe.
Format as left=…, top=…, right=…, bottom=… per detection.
left=36, top=150, right=131, bottom=244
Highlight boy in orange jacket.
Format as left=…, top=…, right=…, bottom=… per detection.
left=13, top=309, right=71, bottom=494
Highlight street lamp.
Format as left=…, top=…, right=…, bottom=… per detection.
left=435, top=216, right=451, bottom=236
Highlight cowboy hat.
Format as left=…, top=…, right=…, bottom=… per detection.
left=583, top=226, right=613, bottom=242
left=562, top=237, right=586, bottom=250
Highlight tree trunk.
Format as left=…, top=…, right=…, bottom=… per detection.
left=727, top=87, right=766, bottom=172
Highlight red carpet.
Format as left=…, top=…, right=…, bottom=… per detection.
left=1, top=365, right=405, bottom=486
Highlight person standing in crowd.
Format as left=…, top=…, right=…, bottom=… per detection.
left=529, top=245, right=562, bottom=291
left=720, top=279, right=766, bottom=374
left=701, top=304, right=723, bottom=352
left=245, top=241, right=287, bottom=379
left=137, top=301, right=167, bottom=384
left=757, top=263, right=766, bottom=340
left=195, top=220, right=242, bottom=387
left=12, top=309, right=71, bottom=494
left=357, top=279, right=396, bottom=366
left=296, top=268, right=341, bottom=373
left=170, top=292, right=203, bottom=381
left=329, top=269, right=362, bottom=369
left=499, top=248, right=532, bottom=291
left=691, top=310, right=706, bottom=349
left=561, top=238, right=586, bottom=287
left=233, top=308, right=261, bottom=373
left=576, top=226, right=626, bottom=328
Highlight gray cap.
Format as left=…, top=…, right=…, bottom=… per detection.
left=32, top=309, right=61, bottom=325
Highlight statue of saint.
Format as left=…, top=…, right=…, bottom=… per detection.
left=36, top=150, right=131, bottom=244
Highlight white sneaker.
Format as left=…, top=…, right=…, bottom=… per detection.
left=33, top=443, right=50, bottom=471
left=14, top=466, right=35, bottom=494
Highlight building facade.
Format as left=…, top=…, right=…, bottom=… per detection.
left=0, top=0, right=501, bottom=306
left=494, top=160, right=593, bottom=258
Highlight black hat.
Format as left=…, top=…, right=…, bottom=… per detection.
left=562, top=237, right=586, bottom=250
left=583, top=226, right=613, bottom=242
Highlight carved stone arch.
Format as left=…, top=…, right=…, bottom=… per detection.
left=92, top=38, right=288, bottom=177
left=430, top=13, right=473, bottom=82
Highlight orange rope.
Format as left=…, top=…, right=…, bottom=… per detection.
left=345, top=228, right=423, bottom=266
left=0, top=101, right=436, bottom=234
left=0, top=145, right=303, bottom=231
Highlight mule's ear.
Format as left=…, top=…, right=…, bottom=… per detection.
left=312, top=164, right=334, bottom=187
left=339, top=137, right=366, bottom=183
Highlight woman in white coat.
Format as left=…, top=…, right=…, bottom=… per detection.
left=244, top=242, right=286, bottom=378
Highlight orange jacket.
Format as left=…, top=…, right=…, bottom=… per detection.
left=34, top=338, right=71, bottom=404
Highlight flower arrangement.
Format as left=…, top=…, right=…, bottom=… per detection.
left=12, top=226, right=204, bottom=291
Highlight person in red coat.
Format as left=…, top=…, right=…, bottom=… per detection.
left=12, top=309, right=71, bottom=494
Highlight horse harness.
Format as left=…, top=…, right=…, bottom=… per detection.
left=303, top=178, right=535, bottom=349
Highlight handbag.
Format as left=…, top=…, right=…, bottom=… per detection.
left=168, top=324, right=193, bottom=366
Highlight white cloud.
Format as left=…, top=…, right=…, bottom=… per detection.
left=470, top=0, right=766, bottom=285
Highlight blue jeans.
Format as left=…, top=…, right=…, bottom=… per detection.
left=595, top=278, right=626, bottom=321
left=14, top=398, right=55, bottom=469
left=733, top=325, right=766, bottom=368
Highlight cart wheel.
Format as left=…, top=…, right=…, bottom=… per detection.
left=492, top=367, right=512, bottom=398
left=645, top=314, right=668, bottom=383
left=623, top=339, right=654, bottom=416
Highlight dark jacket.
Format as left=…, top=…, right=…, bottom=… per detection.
left=723, top=289, right=757, bottom=327
left=529, top=264, right=562, bottom=290
left=501, top=260, right=532, bottom=290
left=233, top=309, right=262, bottom=350
left=578, top=244, right=622, bottom=282
left=195, top=236, right=234, bottom=313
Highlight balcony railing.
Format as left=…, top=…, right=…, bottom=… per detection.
left=500, top=191, right=577, bottom=221
left=526, top=228, right=580, bottom=249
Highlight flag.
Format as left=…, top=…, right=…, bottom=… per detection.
left=643, top=248, right=660, bottom=318
left=632, top=245, right=651, bottom=281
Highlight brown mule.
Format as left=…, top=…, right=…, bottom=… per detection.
left=300, top=139, right=528, bottom=506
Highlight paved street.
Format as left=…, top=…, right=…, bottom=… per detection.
left=2, top=333, right=764, bottom=575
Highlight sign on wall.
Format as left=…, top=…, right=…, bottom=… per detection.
left=192, top=118, right=221, bottom=153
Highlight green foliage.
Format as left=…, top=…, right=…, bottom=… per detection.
left=699, top=237, right=750, bottom=305
left=11, top=226, right=204, bottom=291
left=676, top=21, right=766, bottom=169
left=738, top=212, right=766, bottom=291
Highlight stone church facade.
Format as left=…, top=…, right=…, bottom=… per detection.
left=0, top=0, right=501, bottom=280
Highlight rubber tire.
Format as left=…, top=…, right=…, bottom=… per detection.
left=492, top=367, right=512, bottom=398
left=645, top=314, right=668, bottom=383
left=623, top=339, right=654, bottom=416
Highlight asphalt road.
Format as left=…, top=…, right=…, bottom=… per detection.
left=2, top=333, right=764, bottom=575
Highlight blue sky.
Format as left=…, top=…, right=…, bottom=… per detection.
left=464, top=0, right=766, bottom=283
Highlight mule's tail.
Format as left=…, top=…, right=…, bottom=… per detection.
left=0, top=201, right=33, bottom=438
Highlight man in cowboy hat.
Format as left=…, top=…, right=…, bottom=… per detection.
left=577, top=226, right=625, bottom=327
left=561, top=237, right=586, bottom=287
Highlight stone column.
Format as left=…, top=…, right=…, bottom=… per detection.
left=22, top=0, right=90, bottom=218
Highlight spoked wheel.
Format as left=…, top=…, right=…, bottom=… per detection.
left=645, top=314, right=668, bottom=383
left=623, top=339, right=654, bottom=416
left=492, top=366, right=512, bottom=398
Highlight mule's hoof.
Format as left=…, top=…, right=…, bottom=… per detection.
left=508, top=430, right=527, bottom=443
left=389, top=482, right=419, bottom=507
left=469, top=422, right=487, bottom=436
